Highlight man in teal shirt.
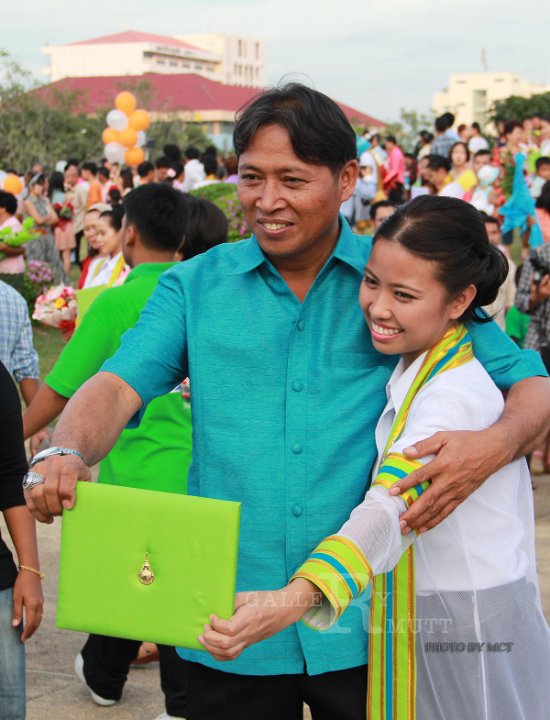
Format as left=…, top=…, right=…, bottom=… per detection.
left=28, top=85, right=550, bottom=720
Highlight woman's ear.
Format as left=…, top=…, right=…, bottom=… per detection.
left=450, top=284, right=477, bottom=320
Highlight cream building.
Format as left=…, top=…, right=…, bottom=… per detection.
left=42, top=30, right=265, bottom=88
left=433, top=72, right=550, bottom=129
left=177, top=34, right=266, bottom=87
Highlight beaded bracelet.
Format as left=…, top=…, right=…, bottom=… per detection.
left=19, top=565, right=45, bottom=580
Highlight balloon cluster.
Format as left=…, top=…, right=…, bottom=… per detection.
left=102, top=92, right=151, bottom=167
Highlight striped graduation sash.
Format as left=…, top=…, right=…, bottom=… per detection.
left=367, top=324, right=474, bottom=720
left=91, top=254, right=127, bottom=287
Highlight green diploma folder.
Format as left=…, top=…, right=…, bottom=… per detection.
left=57, top=482, right=240, bottom=650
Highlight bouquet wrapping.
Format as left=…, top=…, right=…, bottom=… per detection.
left=0, top=218, right=40, bottom=259
left=53, top=202, right=74, bottom=230
left=33, top=284, right=77, bottom=338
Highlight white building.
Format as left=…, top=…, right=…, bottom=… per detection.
left=177, top=34, right=266, bottom=88
left=42, top=30, right=265, bottom=88
left=433, top=72, right=550, bottom=129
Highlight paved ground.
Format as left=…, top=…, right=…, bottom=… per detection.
left=3, top=471, right=549, bottom=720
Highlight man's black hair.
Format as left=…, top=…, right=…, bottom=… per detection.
left=434, top=115, right=448, bottom=133
left=0, top=190, right=17, bottom=215
left=385, top=135, right=397, bottom=145
left=81, top=161, right=98, bottom=176
left=535, top=156, right=550, bottom=171
left=123, top=183, right=189, bottom=252
left=441, top=112, right=455, bottom=127
left=474, top=149, right=491, bottom=158
left=472, top=122, right=482, bottom=133
left=137, top=161, right=154, bottom=178
left=163, top=144, right=182, bottom=162
left=155, top=156, right=171, bottom=169
left=479, top=211, right=499, bottom=226
left=98, top=166, right=110, bottom=180
left=185, top=147, right=200, bottom=160
left=427, top=153, right=451, bottom=173
left=203, top=155, right=218, bottom=176
left=370, top=199, right=394, bottom=221
left=180, top=196, right=228, bottom=259
left=233, top=82, right=356, bottom=174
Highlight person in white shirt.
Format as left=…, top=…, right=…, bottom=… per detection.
left=426, top=154, right=464, bottom=199
left=181, top=147, right=206, bottom=192
left=468, top=122, right=490, bottom=154
left=203, top=196, right=550, bottom=720
left=83, top=208, right=128, bottom=289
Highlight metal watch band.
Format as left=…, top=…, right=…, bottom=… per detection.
left=30, top=446, right=84, bottom=467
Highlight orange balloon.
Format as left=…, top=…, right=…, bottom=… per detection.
left=115, top=91, right=137, bottom=117
left=102, top=127, right=120, bottom=144
left=128, top=109, right=151, bottom=131
left=3, top=174, right=23, bottom=195
left=125, top=147, right=145, bottom=166
left=118, top=128, right=139, bottom=148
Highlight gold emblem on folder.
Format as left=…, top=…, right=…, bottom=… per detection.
left=138, top=553, right=155, bottom=585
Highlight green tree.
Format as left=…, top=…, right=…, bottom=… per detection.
left=0, top=52, right=104, bottom=170
left=490, top=93, right=550, bottom=125
left=146, top=117, right=211, bottom=157
left=383, top=108, right=434, bottom=152
left=0, top=52, right=216, bottom=170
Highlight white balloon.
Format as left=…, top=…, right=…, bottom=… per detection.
left=0, top=170, right=7, bottom=185
left=106, top=109, right=128, bottom=131
left=104, top=142, right=126, bottom=164
left=136, top=130, right=146, bottom=148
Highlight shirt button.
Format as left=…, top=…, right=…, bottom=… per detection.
left=296, top=320, right=305, bottom=331
left=291, top=505, right=303, bottom=517
left=292, top=380, right=304, bottom=392
left=292, top=443, right=303, bottom=454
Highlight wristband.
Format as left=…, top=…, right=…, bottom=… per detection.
left=19, top=565, right=45, bottom=580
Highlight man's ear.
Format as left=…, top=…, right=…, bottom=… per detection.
left=339, top=160, right=360, bottom=203
left=125, top=223, right=137, bottom=247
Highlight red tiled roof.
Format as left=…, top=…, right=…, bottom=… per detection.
left=67, top=31, right=203, bottom=53
left=37, top=73, right=385, bottom=128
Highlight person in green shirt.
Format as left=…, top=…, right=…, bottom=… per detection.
left=23, top=184, right=228, bottom=719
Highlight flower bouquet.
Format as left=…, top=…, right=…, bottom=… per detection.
left=33, top=284, right=77, bottom=339
left=52, top=201, right=74, bottom=230
left=0, top=218, right=41, bottom=259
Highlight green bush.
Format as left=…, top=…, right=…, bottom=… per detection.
left=191, top=183, right=249, bottom=243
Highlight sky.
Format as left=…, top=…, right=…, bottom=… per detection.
left=3, top=0, right=549, bottom=123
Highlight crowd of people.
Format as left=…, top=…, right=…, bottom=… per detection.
left=1, top=82, right=550, bottom=720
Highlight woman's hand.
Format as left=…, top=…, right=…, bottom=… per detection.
left=12, top=570, right=44, bottom=641
left=198, top=579, right=321, bottom=661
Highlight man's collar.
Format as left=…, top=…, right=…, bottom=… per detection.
left=227, top=216, right=370, bottom=277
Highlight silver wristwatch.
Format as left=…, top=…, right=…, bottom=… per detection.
left=30, top=446, right=84, bottom=467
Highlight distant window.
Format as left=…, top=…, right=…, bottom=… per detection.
left=206, top=66, right=214, bottom=72
left=494, top=78, right=504, bottom=83
left=456, top=80, right=466, bottom=84
left=238, top=40, right=242, bottom=56
left=170, top=61, right=177, bottom=67
left=194, top=63, right=203, bottom=70
left=255, top=42, right=260, bottom=60
left=156, top=58, right=165, bottom=65
left=182, top=62, right=190, bottom=68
